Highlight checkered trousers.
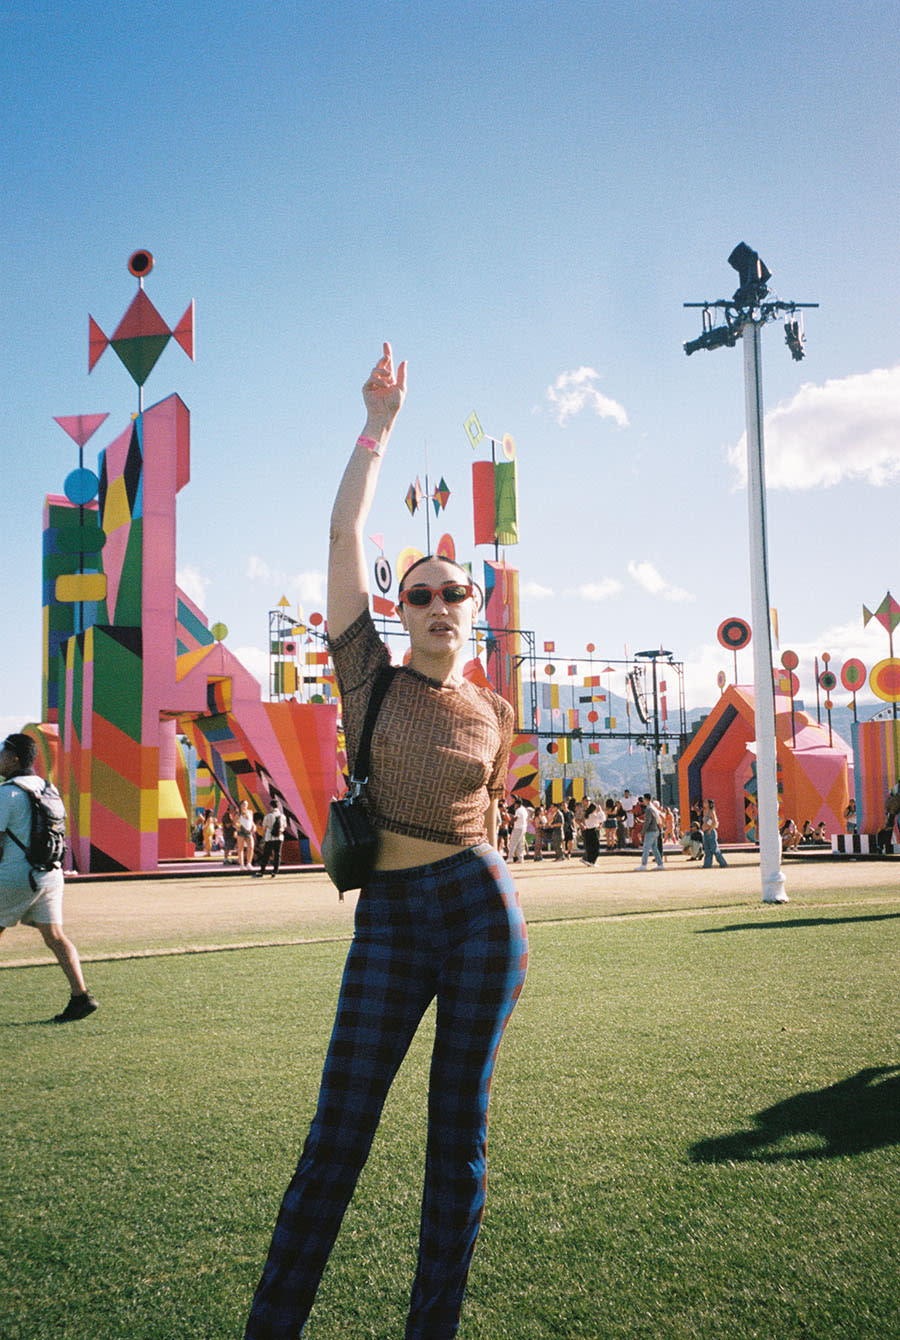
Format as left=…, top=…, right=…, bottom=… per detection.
left=244, top=842, right=528, bottom=1340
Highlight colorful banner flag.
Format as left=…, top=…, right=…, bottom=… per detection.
left=472, top=461, right=496, bottom=545
left=494, top=460, right=518, bottom=545
left=472, top=459, right=519, bottom=546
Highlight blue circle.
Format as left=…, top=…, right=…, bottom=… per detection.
left=64, top=467, right=100, bottom=505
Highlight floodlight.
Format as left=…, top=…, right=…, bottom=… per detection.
left=784, top=316, right=805, bottom=361
left=684, top=324, right=738, bottom=356
left=728, top=242, right=771, bottom=307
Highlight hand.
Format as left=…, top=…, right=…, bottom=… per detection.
left=362, top=342, right=407, bottom=433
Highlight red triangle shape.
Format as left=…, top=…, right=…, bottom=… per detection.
left=113, top=289, right=170, bottom=341
left=172, top=300, right=194, bottom=358
left=89, top=316, right=108, bottom=372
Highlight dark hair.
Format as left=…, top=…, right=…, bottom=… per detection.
left=3, top=733, right=37, bottom=768
left=397, top=554, right=484, bottom=609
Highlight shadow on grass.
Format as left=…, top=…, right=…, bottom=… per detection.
left=689, top=1065, right=900, bottom=1163
left=697, top=911, right=900, bottom=933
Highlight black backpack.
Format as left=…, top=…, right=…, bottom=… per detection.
left=5, top=779, right=67, bottom=877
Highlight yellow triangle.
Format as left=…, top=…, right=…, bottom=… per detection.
left=102, top=474, right=132, bottom=533
left=278, top=594, right=291, bottom=608
left=176, top=644, right=216, bottom=681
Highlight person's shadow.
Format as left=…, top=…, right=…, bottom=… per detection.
left=689, top=1065, right=900, bottom=1163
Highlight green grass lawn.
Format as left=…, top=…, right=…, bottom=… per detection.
left=3, top=890, right=899, bottom=1339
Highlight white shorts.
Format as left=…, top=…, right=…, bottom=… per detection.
left=0, top=868, right=64, bottom=928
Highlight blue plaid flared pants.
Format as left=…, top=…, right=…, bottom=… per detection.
left=244, top=842, right=528, bottom=1340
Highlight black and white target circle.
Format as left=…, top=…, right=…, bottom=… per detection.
left=717, top=617, right=751, bottom=651
left=374, top=555, right=392, bottom=593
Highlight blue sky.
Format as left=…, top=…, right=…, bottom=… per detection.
left=3, top=0, right=899, bottom=740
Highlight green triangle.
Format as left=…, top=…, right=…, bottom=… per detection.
left=110, top=333, right=171, bottom=386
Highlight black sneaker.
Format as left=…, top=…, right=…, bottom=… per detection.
left=53, top=992, right=99, bottom=1023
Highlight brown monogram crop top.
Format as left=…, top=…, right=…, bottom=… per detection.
left=328, top=609, right=514, bottom=845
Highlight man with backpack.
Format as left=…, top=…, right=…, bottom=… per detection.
left=256, top=798, right=286, bottom=877
left=0, top=733, right=98, bottom=1022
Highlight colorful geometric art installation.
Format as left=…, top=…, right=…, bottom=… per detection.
left=507, top=733, right=539, bottom=805
left=89, top=258, right=194, bottom=387
left=677, top=683, right=851, bottom=844
left=717, top=617, right=751, bottom=650
left=464, top=412, right=484, bottom=450
left=431, top=477, right=450, bottom=516
left=42, top=394, right=341, bottom=871
left=397, top=546, right=423, bottom=583
left=868, top=658, right=900, bottom=703
left=852, top=718, right=900, bottom=832
left=472, top=459, right=519, bottom=547
left=33, top=255, right=341, bottom=871
left=841, top=658, right=866, bottom=691
left=482, top=559, right=523, bottom=724
left=862, top=592, right=900, bottom=637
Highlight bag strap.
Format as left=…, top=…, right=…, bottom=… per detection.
left=349, top=665, right=396, bottom=790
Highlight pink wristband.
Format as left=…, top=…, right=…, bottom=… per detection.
left=356, top=434, right=385, bottom=456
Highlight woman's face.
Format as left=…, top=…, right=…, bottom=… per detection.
left=398, top=558, right=476, bottom=660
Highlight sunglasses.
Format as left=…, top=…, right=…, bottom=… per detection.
left=398, top=582, right=474, bottom=608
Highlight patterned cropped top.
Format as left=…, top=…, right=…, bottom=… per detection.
left=328, top=609, right=514, bottom=846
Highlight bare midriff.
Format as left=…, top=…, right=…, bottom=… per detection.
left=375, top=828, right=471, bottom=871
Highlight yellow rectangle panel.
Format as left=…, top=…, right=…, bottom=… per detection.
left=158, top=778, right=187, bottom=820
left=56, top=573, right=107, bottom=602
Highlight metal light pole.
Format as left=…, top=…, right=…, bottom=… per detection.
left=636, top=648, right=671, bottom=801
left=742, top=321, right=786, bottom=903
left=684, top=244, right=817, bottom=905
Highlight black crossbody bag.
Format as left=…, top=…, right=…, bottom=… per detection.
left=321, top=665, right=395, bottom=898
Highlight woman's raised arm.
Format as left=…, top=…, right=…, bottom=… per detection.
left=327, top=343, right=407, bottom=640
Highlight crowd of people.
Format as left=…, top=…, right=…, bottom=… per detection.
left=193, top=797, right=287, bottom=876
left=498, top=791, right=678, bottom=862
left=496, top=792, right=740, bottom=869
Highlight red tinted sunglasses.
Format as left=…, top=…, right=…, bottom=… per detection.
left=398, top=581, right=475, bottom=608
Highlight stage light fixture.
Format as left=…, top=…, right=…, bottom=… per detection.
left=728, top=242, right=771, bottom=307
left=784, top=315, right=805, bottom=361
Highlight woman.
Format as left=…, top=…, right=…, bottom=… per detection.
left=201, top=808, right=215, bottom=857
left=603, top=797, right=617, bottom=849
left=581, top=800, right=601, bottom=865
left=236, top=799, right=256, bottom=870
left=702, top=798, right=728, bottom=868
left=532, top=804, right=547, bottom=860
left=781, top=817, right=800, bottom=851
left=244, top=344, right=528, bottom=1340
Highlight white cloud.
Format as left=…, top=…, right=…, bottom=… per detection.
left=545, top=367, right=629, bottom=428
left=575, top=578, right=623, bottom=601
left=176, top=564, right=210, bottom=609
left=627, top=560, right=693, bottom=603
left=727, top=364, right=900, bottom=490
left=521, top=580, right=555, bottom=599
left=246, top=556, right=325, bottom=609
